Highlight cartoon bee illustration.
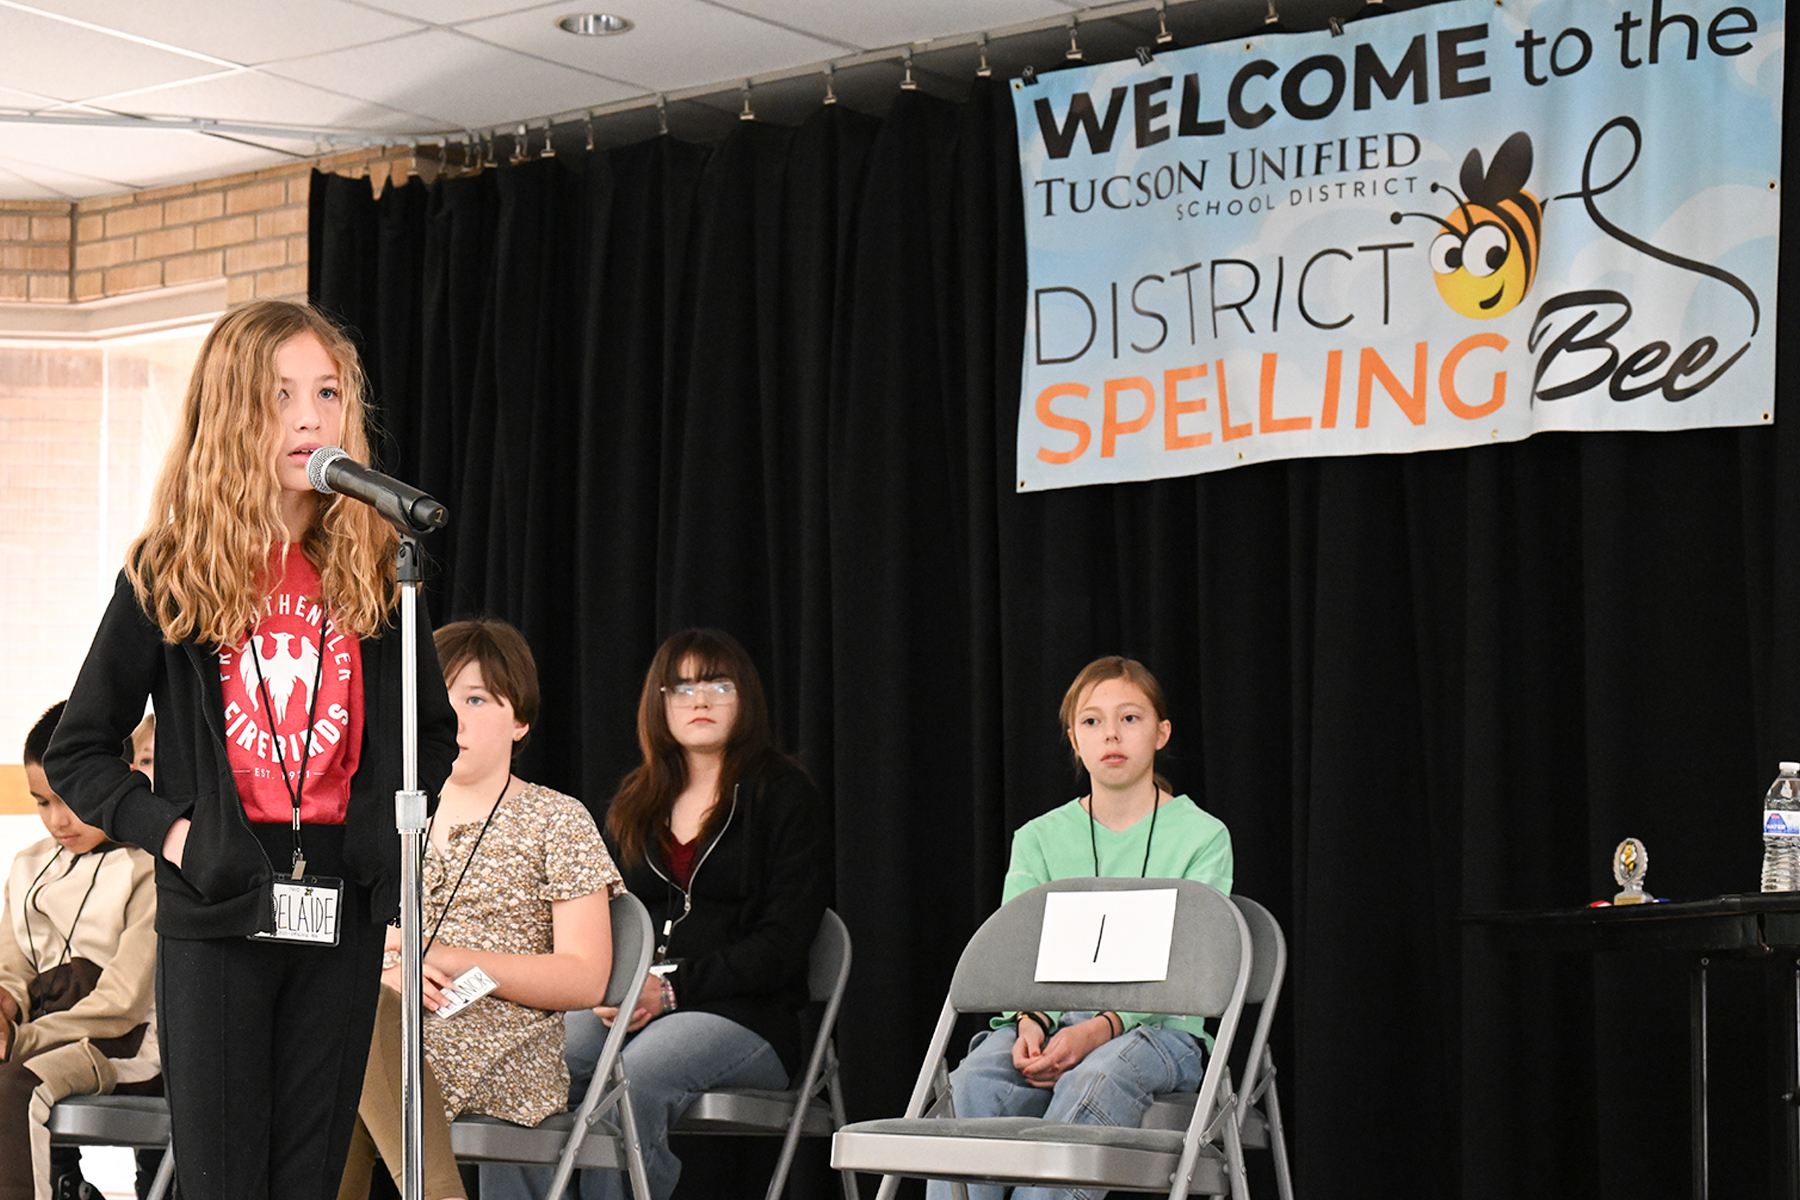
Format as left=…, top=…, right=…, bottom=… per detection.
left=1392, top=131, right=1544, bottom=319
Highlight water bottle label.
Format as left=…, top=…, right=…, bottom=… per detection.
left=1765, top=810, right=1800, bottom=837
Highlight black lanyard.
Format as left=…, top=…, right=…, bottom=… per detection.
left=1087, top=787, right=1161, bottom=878
left=23, top=846, right=109, bottom=971
left=251, top=626, right=328, bottom=879
left=422, top=776, right=510, bottom=956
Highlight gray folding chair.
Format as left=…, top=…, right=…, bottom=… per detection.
left=1144, top=895, right=1293, bottom=1200
left=831, top=877, right=1252, bottom=1200
left=47, top=1094, right=175, bottom=1200
left=674, top=907, right=860, bottom=1200
left=450, top=889, right=654, bottom=1198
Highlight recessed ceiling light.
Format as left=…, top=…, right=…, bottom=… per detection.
left=558, top=13, right=632, bottom=35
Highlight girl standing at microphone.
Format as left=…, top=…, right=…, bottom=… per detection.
left=45, top=300, right=458, bottom=1200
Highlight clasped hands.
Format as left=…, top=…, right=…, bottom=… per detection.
left=1011, top=1012, right=1116, bottom=1087
left=595, top=972, right=667, bottom=1033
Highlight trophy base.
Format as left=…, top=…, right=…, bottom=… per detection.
left=1614, top=888, right=1652, bottom=905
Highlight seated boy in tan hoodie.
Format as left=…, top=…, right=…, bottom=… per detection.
left=0, top=702, right=158, bottom=1200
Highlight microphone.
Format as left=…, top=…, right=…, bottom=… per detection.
left=306, top=447, right=447, bottom=535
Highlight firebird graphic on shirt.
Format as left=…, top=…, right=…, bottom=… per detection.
left=236, top=629, right=321, bottom=725
left=216, top=551, right=363, bottom=823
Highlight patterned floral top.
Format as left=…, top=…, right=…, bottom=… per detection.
left=418, top=782, right=623, bottom=1125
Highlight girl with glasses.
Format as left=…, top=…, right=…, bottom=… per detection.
left=487, top=628, right=828, bottom=1200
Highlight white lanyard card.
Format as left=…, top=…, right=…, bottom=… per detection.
left=250, top=875, right=344, bottom=946
left=1034, top=888, right=1177, bottom=982
left=434, top=966, right=498, bottom=1019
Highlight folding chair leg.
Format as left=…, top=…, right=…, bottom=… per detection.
left=1264, top=1078, right=1294, bottom=1200
left=828, top=1077, right=860, bottom=1200
left=147, top=1146, right=176, bottom=1200
left=1221, top=1110, right=1250, bottom=1200
left=548, top=1097, right=596, bottom=1199
left=872, top=1174, right=903, bottom=1200
left=763, top=1107, right=807, bottom=1200
left=617, top=1083, right=653, bottom=1199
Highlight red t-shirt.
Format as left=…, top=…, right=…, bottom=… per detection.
left=668, top=835, right=699, bottom=890
left=218, top=547, right=364, bottom=824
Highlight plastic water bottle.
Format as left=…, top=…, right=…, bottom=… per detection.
left=1760, top=762, right=1800, bottom=892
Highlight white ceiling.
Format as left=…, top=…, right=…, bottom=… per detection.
left=0, top=0, right=1304, bottom=202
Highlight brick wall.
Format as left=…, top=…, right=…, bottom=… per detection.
left=0, top=147, right=413, bottom=311
left=0, top=147, right=424, bottom=810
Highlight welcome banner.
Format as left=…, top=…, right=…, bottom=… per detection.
left=1012, top=0, right=1784, bottom=491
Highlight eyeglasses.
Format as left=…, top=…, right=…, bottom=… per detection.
left=661, top=680, right=738, bottom=706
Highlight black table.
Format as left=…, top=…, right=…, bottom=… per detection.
left=1470, top=894, right=1800, bottom=1200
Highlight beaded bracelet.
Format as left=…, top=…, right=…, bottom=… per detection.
left=658, top=973, right=677, bottom=1013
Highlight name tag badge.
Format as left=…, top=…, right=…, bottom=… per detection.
left=1034, top=888, right=1178, bottom=983
left=434, top=965, right=498, bottom=1019
left=250, top=876, right=344, bottom=946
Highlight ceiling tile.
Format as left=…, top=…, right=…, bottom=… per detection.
left=456, top=0, right=849, bottom=92
left=0, top=124, right=305, bottom=197
left=711, top=0, right=1077, bottom=51
left=16, top=0, right=426, bottom=65
left=358, top=0, right=556, bottom=26
left=0, top=82, right=61, bottom=108
left=263, top=29, right=638, bottom=130
left=0, top=6, right=221, bottom=102
left=106, top=70, right=438, bottom=135
left=0, top=0, right=1245, bottom=200
left=0, top=155, right=122, bottom=200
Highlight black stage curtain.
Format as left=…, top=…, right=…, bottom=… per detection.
left=310, top=51, right=1800, bottom=1200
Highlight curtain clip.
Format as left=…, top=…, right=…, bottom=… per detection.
left=539, top=120, right=555, bottom=158
left=823, top=64, right=837, bottom=105
left=1328, top=15, right=1345, bottom=35
left=900, top=54, right=918, bottom=91
left=511, top=123, right=526, bottom=162
left=1156, top=0, right=1174, bottom=45
left=586, top=110, right=597, bottom=151
left=1135, top=46, right=1153, bottom=66
left=1264, top=0, right=1280, bottom=25
left=1066, top=16, right=1084, bottom=62
left=739, top=80, right=755, bottom=121
left=1020, top=64, right=1036, bottom=87
left=977, top=33, right=992, bottom=78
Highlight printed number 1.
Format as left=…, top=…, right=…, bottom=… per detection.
left=1093, top=914, right=1106, bottom=962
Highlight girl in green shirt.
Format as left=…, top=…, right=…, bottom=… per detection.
left=929, top=656, right=1233, bottom=1200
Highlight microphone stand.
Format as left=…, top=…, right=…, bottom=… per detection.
left=395, top=533, right=429, bottom=1200
left=311, top=443, right=449, bottom=1200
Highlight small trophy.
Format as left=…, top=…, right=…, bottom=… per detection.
left=1613, top=837, right=1652, bottom=905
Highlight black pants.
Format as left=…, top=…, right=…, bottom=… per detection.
left=156, top=826, right=384, bottom=1200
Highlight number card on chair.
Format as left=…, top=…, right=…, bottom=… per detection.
left=1035, top=888, right=1178, bottom=982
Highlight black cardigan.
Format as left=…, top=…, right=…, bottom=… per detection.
left=610, top=755, right=830, bottom=1076
left=45, top=570, right=458, bottom=940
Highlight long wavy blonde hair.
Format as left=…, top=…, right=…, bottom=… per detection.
left=127, top=300, right=399, bottom=647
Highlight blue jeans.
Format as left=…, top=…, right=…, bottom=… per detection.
left=479, top=1008, right=787, bottom=1200
left=925, top=1014, right=1205, bottom=1200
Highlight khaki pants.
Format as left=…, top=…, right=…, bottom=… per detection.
left=336, top=986, right=465, bottom=1200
